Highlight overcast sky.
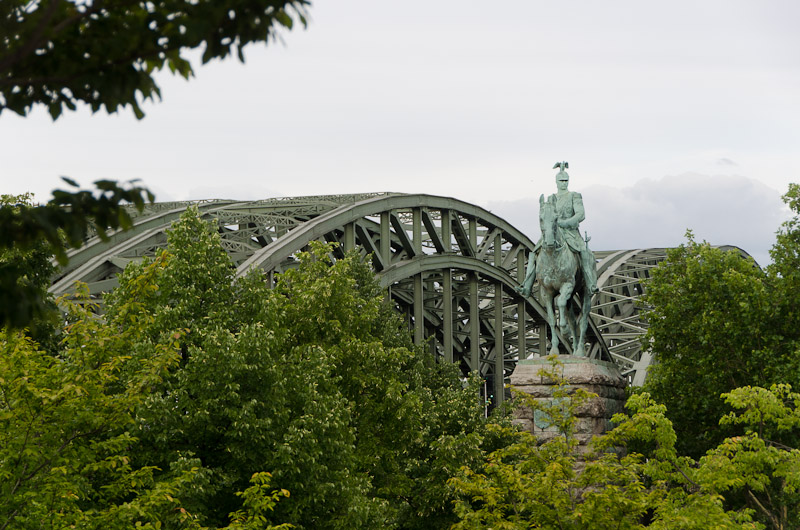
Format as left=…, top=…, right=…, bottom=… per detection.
left=2, top=0, right=799, bottom=266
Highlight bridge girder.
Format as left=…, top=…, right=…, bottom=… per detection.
left=55, top=192, right=720, bottom=400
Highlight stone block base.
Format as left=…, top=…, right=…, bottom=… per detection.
left=509, top=356, right=627, bottom=452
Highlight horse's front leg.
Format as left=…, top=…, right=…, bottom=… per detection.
left=542, top=287, right=559, bottom=356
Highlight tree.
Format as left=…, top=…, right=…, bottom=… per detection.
left=697, top=384, right=800, bottom=530
left=1, top=0, right=309, bottom=119
left=0, top=193, right=59, bottom=341
left=102, top=207, right=504, bottom=529
left=641, top=230, right=800, bottom=458
left=767, top=183, right=800, bottom=346
left=449, top=358, right=765, bottom=529
left=641, top=184, right=800, bottom=458
left=0, top=279, right=197, bottom=529
left=0, top=260, right=302, bottom=529
left=0, top=178, right=154, bottom=329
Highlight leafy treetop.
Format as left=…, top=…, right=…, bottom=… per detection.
left=0, top=0, right=309, bottom=119
left=0, top=178, right=154, bottom=329
left=641, top=230, right=800, bottom=458
left=450, top=356, right=800, bottom=529
left=102, top=207, right=506, bottom=529
left=642, top=184, right=800, bottom=459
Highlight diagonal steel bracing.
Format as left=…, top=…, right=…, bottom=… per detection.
left=51, top=193, right=753, bottom=402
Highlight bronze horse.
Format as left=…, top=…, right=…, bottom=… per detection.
left=534, top=194, right=591, bottom=356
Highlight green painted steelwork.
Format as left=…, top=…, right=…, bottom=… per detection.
left=49, top=193, right=750, bottom=400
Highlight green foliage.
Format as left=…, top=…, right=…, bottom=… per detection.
left=106, top=211, right=370, bottom=527
left=450, top=358, right=760, bottom=529
left=0, top=0, right=309, bottom=119
left=696, top=384, right=800, bottom=529
left=768, top=183, right=800, bottom=343
left=642, top=231, right=799, bottom=457
left=224, top=473, right=293, bottom=530
left=101, top=207, right=500, bottom=529
left=0, top=282, right=197, bottom=529
left=1, top=178, right=154, bottom=262
left=0, top=179, right=154, bottom=330
left=0, top=253, right=298, bottom=529
left=0, top=193, right=59, bottom=339
left=642, top=184, right=800, bottom=459
left=106, top=204, right=238, bottom=347
left=769, top=183, right=800, bottom=279
left=599, top=393, right=755, bottom=529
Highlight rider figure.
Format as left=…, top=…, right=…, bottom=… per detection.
left=519, top=162, right=599, bottom=297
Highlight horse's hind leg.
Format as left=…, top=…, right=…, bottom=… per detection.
left=543, top=289, right=560, bottom=356
left=574, top=290, right=592, bottom=357
left=566, top=304, right=579, bottom=353
left=556, top=282, right=575, bottom=345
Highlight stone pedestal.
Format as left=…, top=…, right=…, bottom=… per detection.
left=509, top=356, right=627, bottom=451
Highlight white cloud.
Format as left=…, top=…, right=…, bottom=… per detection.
left=1, top=0, right=798, bottom=241
left=486, top=174, right=790, bottom=267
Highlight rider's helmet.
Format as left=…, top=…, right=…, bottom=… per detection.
left=553, top=161, right=569, bottom=183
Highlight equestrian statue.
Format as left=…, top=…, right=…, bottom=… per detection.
left=516, top=162, right=599, bottom=357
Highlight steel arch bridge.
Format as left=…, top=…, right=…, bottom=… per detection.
left=48, top=192, right=720, bottom=402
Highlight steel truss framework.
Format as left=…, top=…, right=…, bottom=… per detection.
left=49, top=193, right=728, bottom=400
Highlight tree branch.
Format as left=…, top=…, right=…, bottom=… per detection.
left=0, top=507, right=21, bottom=530
left=671, top=460, right=699, bottom=490
left=746, top=488, right=780, bottom=530
left=0, top=0, right=60, bottom=74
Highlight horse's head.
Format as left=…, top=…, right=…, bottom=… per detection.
left=539, top=194, right=558, bottom=250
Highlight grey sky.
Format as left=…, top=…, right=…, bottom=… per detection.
left=489, top=174, right=788, bottom=267
left=1, top=0, right=798, bottom=262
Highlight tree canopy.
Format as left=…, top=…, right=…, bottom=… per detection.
left=0, top=179, right=153, bottom=329
left=96, top=207, right=505, bottom=528
left=642, top=184, right=800, bottom=458
left=451, top=358, right=800, bottom=529
left=1, top=0, right=309, bottom=119
left=0, top=280, right=198, bottom=528
left=3, top=206, right=506, bottom=528
left=6, top=199, right=800, bottom=528
left=767, top=183, right=800, bottom=344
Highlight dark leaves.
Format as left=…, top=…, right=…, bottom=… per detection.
left=0, top=0, right=310, bottom=120
left=0, top=179, right=154, bottom=329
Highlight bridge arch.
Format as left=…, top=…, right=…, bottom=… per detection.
left=55, top=193, right=693, bottom=402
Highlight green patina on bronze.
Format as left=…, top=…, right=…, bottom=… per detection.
left=517, top=162, right=600, bottom=357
